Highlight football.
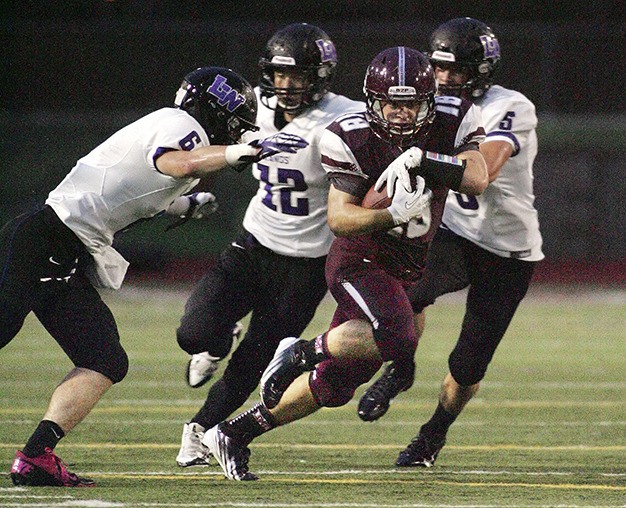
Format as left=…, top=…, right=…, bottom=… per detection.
left=361, top=183, right=391, bottom=209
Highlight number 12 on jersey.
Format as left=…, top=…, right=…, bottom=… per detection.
left=258, top=163, right=309, bottom=217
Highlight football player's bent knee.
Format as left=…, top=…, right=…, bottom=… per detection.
left=89, top=349, right=129, bottom=384
left=372, top=325, right=418, bottom=363
left=309, top=359, right=380, bottom=407
left=448, top=351, right=488, bottom=386
left=176, top=321, right=232, bottom=357
left=176, top=326, right=197, bottom=355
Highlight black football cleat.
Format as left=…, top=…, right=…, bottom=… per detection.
left=395, top=432, right=446, bottom=467
left=358, top=362, right=413, bottom=421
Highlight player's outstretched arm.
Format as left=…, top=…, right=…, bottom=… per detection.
left=156, top=133, right=309, bottom=179
left=155, top=145, right=248, bottom=179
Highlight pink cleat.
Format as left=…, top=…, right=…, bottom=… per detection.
left=10, top=448, right=95, bottom=487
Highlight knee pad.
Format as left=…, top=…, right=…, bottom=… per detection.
left=89, top=345, right=129, bottom=384
left=107, top=349, right=129, bottom=384
left=448, top=347, right=488, bottom=387
left=371, top=321, right=418, bottom=364
left=176, top=325, right=197, bottom=355
left=309, top=358, right=381, bottom=408
left=176, top=319, right=233, bottom=357
left=448, top=312, right=501, bottom=386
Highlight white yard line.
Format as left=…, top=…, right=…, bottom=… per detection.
left=1, top=502, right=624, bottom=508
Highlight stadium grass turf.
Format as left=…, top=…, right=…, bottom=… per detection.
left=0, top=284, right=623, bottom=506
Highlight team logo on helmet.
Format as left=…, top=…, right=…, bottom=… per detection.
left=480, top=35, right=500, bottom=59
left=208, top=75, right=247, bottom=113
left=316, top=38, right=337, bottom=64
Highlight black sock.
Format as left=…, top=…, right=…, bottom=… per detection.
left=223, top=403, right=278, bottom=444
left=193, top=378, right=243, bottom=430
left=300, top=332, right=330, bottom=368
left=23, top=420, right=65, bottom=457
left=420, top=403, right=457, bottom=440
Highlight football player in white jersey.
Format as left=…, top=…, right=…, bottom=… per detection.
left=358, top=18, right=545, bottom=468
left=175, top=24, right=364, bottom=467
left=1, top=66, right=308, bottom=487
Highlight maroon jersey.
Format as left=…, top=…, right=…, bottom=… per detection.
left=320, top=96, right=484, bottom=281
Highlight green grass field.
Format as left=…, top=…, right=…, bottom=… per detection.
left=0, top=284, right=624, bottom=507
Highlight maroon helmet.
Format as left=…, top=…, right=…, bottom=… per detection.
left=363, top=46, right=436, bottom=147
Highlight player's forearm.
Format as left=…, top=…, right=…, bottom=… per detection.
left=480, top=140, right=514, bottom=183
left=328, top=205, right=394, bottom=237
left=156, top=144, right=260, bottom=179
left=156, top=146, right=231, bottom=179
left=456, top=150, right=488, bottom=195
left=328, top=201, right=394, bottom=237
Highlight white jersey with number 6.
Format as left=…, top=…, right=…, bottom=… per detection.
left=442, top=85, right=544, bottom=261
left=46, top=108, right=203, bottom=287
left=242, top=89, right=364, bottom=258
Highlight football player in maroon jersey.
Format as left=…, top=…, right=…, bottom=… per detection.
left=360, top=17, right=544, bottom=469
left=202, top=47, right=488, bottom=481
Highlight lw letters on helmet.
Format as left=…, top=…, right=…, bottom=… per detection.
left=208, top=75, right=247, bottom=112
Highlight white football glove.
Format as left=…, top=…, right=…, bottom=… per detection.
left=165, top=192, right=218, bottom=231
left=374, top=147, right=424, bottom=198
left=165, top=193, right=218, bottom=232
left=387, top=175, right=432, bottom=226
left=224, top=133, right=309, bottom=170
left=405, top=197, right=432, bottom=237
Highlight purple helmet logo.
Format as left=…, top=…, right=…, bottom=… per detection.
left=208, top=74, right=246, bottom=112
left=316, top=38, right=337, bottom=63
left=480, top=34, right=500, bottom=59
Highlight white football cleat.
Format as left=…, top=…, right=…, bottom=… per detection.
left=202, top=424, right=258, bottom=481
left=176, top=422, right=211, bottom=467
left=186, top=322, right=244, bottom=388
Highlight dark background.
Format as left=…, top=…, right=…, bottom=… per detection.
left=2, top=1, right=625, bottom=283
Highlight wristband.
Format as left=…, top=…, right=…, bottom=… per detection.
left=418, top=151, right=466, bottom=191
left=224, top=144, right=259, bottom=168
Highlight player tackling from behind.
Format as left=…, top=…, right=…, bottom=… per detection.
left=202, top=46, right=488, bottom=480
left=358, top=17, right=544, bottom=468
left=0, top=66, right=308, bottom=487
